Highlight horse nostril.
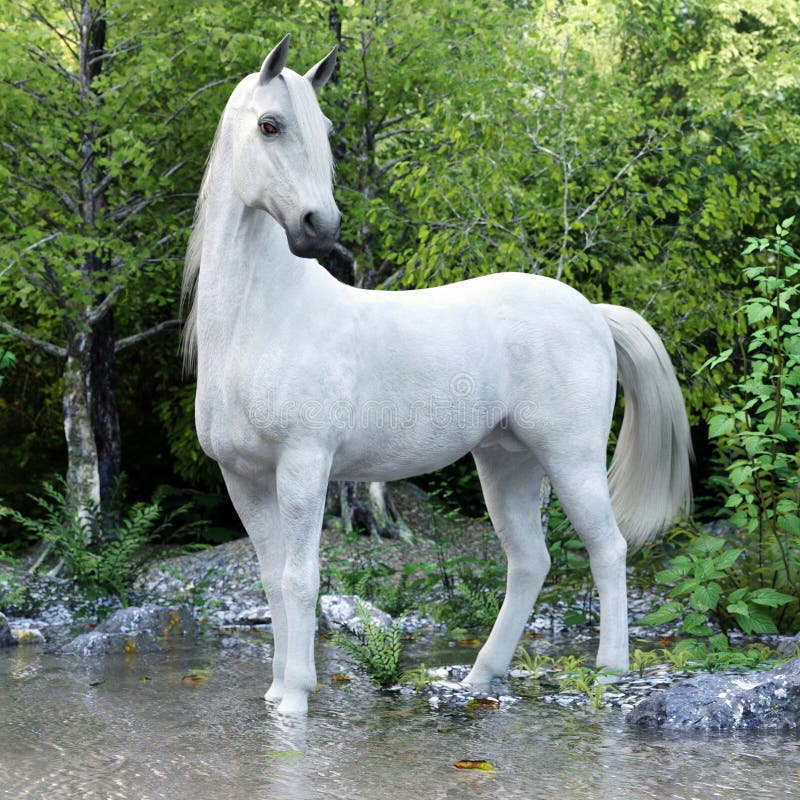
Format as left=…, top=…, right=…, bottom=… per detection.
left=303, top=211, right=317, bottom=238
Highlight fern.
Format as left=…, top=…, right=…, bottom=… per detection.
left=8, top=477, right=175, bottom=608
left=331, top=600, right=404, bottom=688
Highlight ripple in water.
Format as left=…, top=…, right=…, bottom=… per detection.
left=1, top=641, right=798, bottom=800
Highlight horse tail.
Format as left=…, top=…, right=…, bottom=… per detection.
left=596, top=304, right=693, bottom=548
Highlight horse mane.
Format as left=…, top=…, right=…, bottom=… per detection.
left=180, top=113, right=224, bottom=374
left=180, top=71, right=334, bottom=374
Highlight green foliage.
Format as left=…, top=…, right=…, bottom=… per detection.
left=512, top=645, right=557, bottom=679
left=556, top=667, right=609, bottom=710
left=699, top=217, right=800, bottom=630
left=0, top=550, right=25, bottom=613
left=159, top=565, right=222, bottom=612
left=400, top=663, right=441, bottom=691
left=7, top=478, right=178, bottom=608
left=641, top=219, right=800, bottom=639
left=319, top=535, right=430, bottom=618
left=435, top=579, right=501, bottom=630
left=541, top=501, right=596, bottom=625
left=511, top=647, right=612, bottom=708
left=0, top=337, right=15, bottom=388
left=639, top=531, right=795, bottom=636
left=330, top=600, right=405, bottom=689
left=1, top=0, right=799, bottom=548
left=659, top=636, right=777, bottom=674
left=629, top=647, right=664, bottom=677
left=321, top=539, right=397, bottom=601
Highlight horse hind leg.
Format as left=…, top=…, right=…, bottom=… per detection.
left=462, top=447, right=550, bottom=691
left=545, top=457, right=630, bottom=675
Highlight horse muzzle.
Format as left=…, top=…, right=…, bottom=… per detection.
left=286, top=207, right=341, bottom=259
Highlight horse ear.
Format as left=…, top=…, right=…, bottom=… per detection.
left=260, top=34, right=291, bottom=84
left=304, top=46, right=338, bottom=93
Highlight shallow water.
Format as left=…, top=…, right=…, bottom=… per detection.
left=1, top=634, right=798, bottom=800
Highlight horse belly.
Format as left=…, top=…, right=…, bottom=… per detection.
left=330, top=439, right=477, bottom=483
left=328, top=405, right=495, bottom=481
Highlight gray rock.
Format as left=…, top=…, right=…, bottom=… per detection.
left=776, top=632, right=800, bottom=657
left=319, top=594, right=393, bottom=633
left=627, top=658, right=800, bottom=731
left=12, top=627, right=46, bottom=645
left=237, top=604, right=271, bottom=625
left=62, top=603, right=198, bottom=656
left=135, top=537, right=264, bottom=625
left=0, top=612, right=14, bottom=647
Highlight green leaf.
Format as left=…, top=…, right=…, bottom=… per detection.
left=655, top=564, right=692, bottom=583
left=690, top=582, right=722, bottom=613
left=746, top=302, right=774, bottom=325
left=708, top=633, right=730, bottom=652
left=680, top=612, right=713, bottom=637
left=749, top=588, right=796, bottom=608
left=777, top=516, right=800, bottom=537
left=670, top=578, right=701, bottom=598
left=712, top=548, right=742, bottom=571
left=689, top=536, right=727, bottom=557
left=707, top=415, right=735, bottom=439
left=728, top=464, right=753, bottom=486
left=737, top=606, right=778, bottom=635
left=727, top=587, right=749, bottom=604
left=638, top=601, right=683, bottom=627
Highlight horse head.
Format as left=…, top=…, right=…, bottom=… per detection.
left=230, top=34, right=340, bottom=259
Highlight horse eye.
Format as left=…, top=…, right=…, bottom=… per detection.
left=259, top=121, right=279, bottom=136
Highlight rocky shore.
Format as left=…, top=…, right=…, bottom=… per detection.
left=2, top=517, right=800, bottom=732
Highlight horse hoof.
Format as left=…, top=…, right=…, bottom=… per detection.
left=276, top=692, right=309, bottom=716
left=265, top=685, right=283, bottom=703
left=596, top=669, right=626, bottom=685
left=460, top=670, right=493, bottom=693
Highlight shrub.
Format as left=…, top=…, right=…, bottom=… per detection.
left=697, top=216, right=800, bottom=633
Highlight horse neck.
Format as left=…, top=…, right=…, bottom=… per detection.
left=196, top=124, right=305, bottom=357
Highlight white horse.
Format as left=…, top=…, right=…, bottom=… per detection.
left=182, top=35, right=693, bottom=715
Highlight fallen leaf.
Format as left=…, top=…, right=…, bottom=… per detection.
left=457, top=639, right=482, bottom=647
left=466, top=698, right=500, bottom=709
left=454, top=760, right=494, bottom=771
left=181, top=674, right=208, bottom=684
left=330, top=673, right=352, bottom=683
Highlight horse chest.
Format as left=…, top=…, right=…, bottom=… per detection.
left=194, top=345, right=349, bottom=472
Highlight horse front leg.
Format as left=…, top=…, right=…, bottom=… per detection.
left=221, top=469, right=287, bottom=702
left=275, top=450, right=331, bottom=715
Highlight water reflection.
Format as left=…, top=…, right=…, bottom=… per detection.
left=0, top=639, right=798, bottom=800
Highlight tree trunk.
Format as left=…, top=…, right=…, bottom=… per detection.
left=91, top=308, right=121, bottom=529
left=332, top=480, right=413, bottom=542
left=63, top=327, right=101, bottom=526
left=320, top=3, right=410, bottom=540
left=78, top=0, right=120, bottom=530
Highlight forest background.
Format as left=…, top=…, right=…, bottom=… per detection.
left=0, top=0, right=798, bottom=634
